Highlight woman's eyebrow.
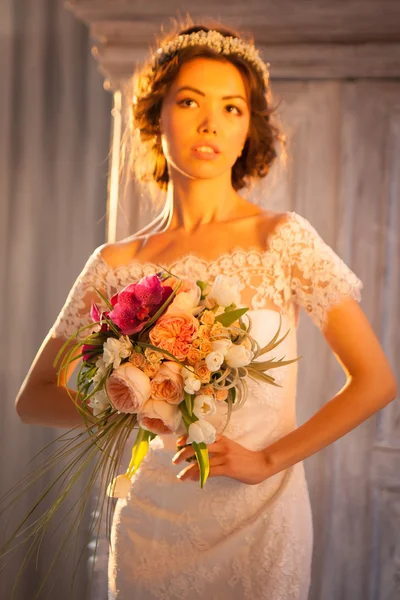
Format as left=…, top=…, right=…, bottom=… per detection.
left=175, top=85, right=247, bottom=102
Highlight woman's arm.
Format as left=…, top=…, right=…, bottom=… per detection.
left=16, top=381, right=86, bottom=429
left=261, top=297, right=397, bottom=477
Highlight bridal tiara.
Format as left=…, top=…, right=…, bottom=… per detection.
left=151, top=29, right=270, bottom=86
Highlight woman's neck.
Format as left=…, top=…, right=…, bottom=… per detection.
left=164, top=174, right=250, bottom=234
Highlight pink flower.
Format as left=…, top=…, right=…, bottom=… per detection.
left=90, top=302, right=111, bottom=334
left=105, top=363, right=151, bottom=414
left=109, top=275, right=173, bottom=335
left=82, top=343, right=99, bottom=362
left=150, top=361, right=184, bottom=405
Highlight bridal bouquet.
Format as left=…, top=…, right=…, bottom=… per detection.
left=0, top=268, right=299, bottom=598
left=58, top=268, right=299, bottom=492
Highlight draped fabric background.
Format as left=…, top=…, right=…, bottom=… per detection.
left=0, top=1, right=111, bottom=598
left=1, top=2, right=399, bottom=600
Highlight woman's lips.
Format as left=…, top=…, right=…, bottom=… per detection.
left=191, top=147, right=221, bottom=161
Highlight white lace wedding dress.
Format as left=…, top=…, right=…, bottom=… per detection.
left=50, top=211, right=363, bottom=600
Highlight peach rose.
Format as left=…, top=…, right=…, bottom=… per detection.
left=105, top=363, right=151, bottom=414
left=198, top=324, right=212, bottom=339
left=194, top=360, right=211, bottom=384
left=186, top=347, right=202, bottom=366
left=129, top=352, right=146, bottom=369
left=201, top=385, right=215, bottom=396
left=164, top=278, right=202, bottom=315
left=137, top=397, right=183, bottom=435
left=150, top=361, right=184, bottom=405
left=210, top=323, right=227, bottom=339
left=215, top=388, right=229, bottom=401
left=144, top=348, right=163, bottom=363
left=143, top=361, right=161, bottom=378
left=199, top=339, right=213, bottom=355
left=162, top=276, right=196, bottom=294
left=200, top=310, right=215, bottom=326
left=149, top=310, right=199, bottom=362
left=191, top=338, right=202, bottom=350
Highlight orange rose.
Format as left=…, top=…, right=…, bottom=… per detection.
left=199, top=339, right=212, bottom=354
left=150, top=310, right=199, bottom=361
left=200, top=310, right=215, bottom=326
left=186, top=347, right=202, bottom=366
left=201, top=385, right=215, bottom=396
left=194, top=360, right=211, bottom=383
left=215, top=388, right=229, bottom=401
left=198, top=324, right=212, bottom=339
left=150, top=361, right=184, bottom=405
left=143, top=361, right=161, bottom=378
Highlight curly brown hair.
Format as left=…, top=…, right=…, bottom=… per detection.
left=120, top=18, right=286, bottom=200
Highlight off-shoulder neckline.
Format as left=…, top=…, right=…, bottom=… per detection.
left=97, top=210, right=297, bottom=273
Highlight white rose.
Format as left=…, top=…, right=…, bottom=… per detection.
left=224, top=344, right=254, bottom=368
left=106, top=474, right=132, bottom=499
left=211, top=339, right=232, bottom=356
left=88, top=389, right=111, bottom=417
left=208, top=275, right=241, bottom=307
left=184, top=376, right=201, bottom=394
left=102, top=335, right=133, bottom=370
left=205, top=351, right=225, bottom=372
left=167, top=282, right=202, bottom=315
left=187, top=419, right=217, bottom=445
left=193, top=394, right=217, bottom=419
left=137, top=397, right=183, bottom=435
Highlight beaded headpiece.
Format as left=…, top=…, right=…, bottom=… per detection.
left=152, top=29, right=270, bottom=86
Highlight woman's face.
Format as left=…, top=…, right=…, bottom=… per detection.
left=159, top=57, right=251, bottom=182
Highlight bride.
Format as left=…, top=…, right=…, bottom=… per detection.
left=16, top=20, right=397, bottom=600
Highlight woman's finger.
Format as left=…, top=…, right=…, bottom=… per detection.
left=177, top=455, right=225, bottom=480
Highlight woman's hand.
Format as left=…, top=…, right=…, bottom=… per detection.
left=172, top=433, right=272, bottom=485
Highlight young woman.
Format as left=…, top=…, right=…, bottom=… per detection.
left=16, top=22, right=397, bottom=600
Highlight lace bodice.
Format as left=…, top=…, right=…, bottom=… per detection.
left=50, top=211, right=363, bottom=342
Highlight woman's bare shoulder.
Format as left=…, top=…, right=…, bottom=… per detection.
left=99, top=237, right=145, bottom=269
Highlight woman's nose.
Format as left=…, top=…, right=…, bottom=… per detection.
left=198, top=114, right=218, bottom=135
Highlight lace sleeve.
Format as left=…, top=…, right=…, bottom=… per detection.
left=49, top=245, right=110, bottom=342
left=286, top=213, right=363, bottom=331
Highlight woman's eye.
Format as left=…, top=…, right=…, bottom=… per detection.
left=178, top=98, right=196, bottom=108
left=226, top=105, right=242, bottom=116
left=178, top=99, right=242, bottom=115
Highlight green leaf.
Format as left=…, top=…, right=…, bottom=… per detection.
left=192, top=441, right=210, bottom=489
left=196, top=280, right=208, bottom=292
left=215, top=307, right=248, bottom=327
left=228, top=386, right=236, bottom=404
left=184, top=391, right=194, bottom=417
left=127, top=428, right=153, bottom=477
left=223, top=302, right=236, bottom=312
left=92, top=286, right=113, bottom=311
